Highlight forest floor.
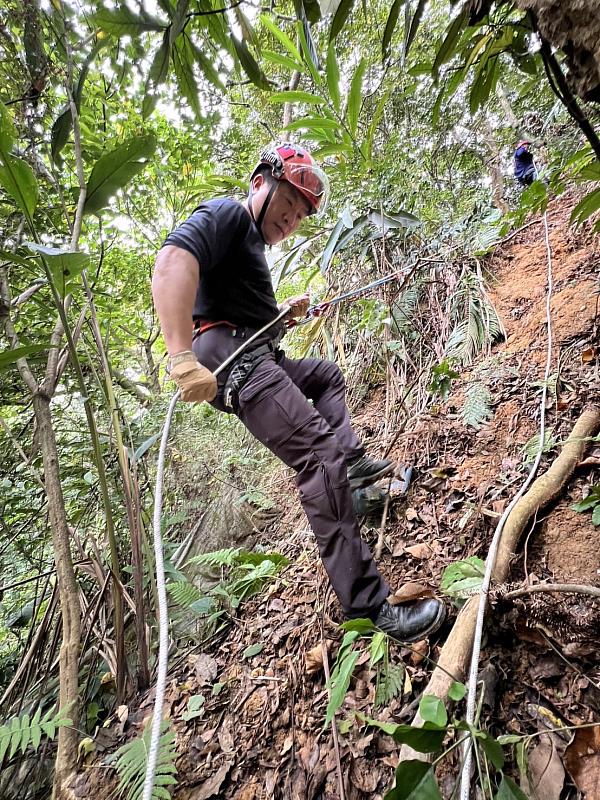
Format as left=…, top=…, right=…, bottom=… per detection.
left=77, top=194, right=600, bottom=800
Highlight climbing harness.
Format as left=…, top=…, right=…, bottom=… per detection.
left=143, top=307, right=290, bottom=800
left=459, top=201, right=555, bottom=799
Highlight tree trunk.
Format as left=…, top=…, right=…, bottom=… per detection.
left=32, top=393, right=80, bottom=798
left=482, top=119, right=509, bottom=214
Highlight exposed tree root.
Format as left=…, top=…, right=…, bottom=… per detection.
left=399, top=404, right=600, bottom=762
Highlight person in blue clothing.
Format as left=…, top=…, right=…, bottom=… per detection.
left=513, top=140, right=537, bottom=186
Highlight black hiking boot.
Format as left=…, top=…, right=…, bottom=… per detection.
left=347, top=453, right=394, bottom=490
left=352, top=484, right=389, bottom=517
left=372, top=598, right=446, bottom=643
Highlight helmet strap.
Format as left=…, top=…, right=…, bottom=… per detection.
left=248, top=176, right=278, bottom=243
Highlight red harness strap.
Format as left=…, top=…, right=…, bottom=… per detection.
left=193, top=320, right=237, bottom=335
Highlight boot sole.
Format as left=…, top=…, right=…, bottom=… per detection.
left=348, top=462, right=395, bottom=490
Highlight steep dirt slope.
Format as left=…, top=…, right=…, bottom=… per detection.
left=75, top=195, right=599, bottom=800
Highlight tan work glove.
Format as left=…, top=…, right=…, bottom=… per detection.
left=168, top=351, right=217, bottom=403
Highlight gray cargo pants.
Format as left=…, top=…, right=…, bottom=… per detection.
left=193, top=324, right=390, bottom=618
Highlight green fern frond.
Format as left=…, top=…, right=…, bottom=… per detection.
left=167, top=581, right=202, bottom=608
left=0, top=706, right=71, bottom=763
left=460, top=382, right=493, bottom=429
left=374, top=663, right=405, bottom=708
left=185, top=548, right=241, bottom=568
left=114, top=717, right=178, bottom=800
left=523, top=429, right=556, bottom=461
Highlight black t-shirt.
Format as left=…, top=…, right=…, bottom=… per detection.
left=162, top=198, right=280, bottom=328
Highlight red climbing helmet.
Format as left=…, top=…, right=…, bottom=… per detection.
left=517, top=140, right=530, bottom=148
left=252, top=142, right=330, bottom=215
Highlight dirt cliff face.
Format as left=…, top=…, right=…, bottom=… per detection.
left=517, top=0, right=600, bottom=101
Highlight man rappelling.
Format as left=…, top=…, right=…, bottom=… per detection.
left=152, top=142, right=446, bottom=642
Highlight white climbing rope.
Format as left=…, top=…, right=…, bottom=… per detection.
left=143, top=308, right=290, bottom=800
left=459, top=204, right=555, bottom=799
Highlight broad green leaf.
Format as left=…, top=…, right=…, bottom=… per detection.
left=131, top=431, right=162, bottom=462
left=263, top=49, right=303, bottom=72
left=448, top=681, right=467, bottom=701
left=299, top=0, right=321, bottom=24
left=50, top=106, right=73, bottom=164
left=391, top=722, right=447, bottom=752
left=0, top=154, right=38, bottom=218
left=236, top=7, right=261, bottom=52
left=495, top=774, right=528, bottom=800
left=243, top=642, right=264, bottom=658
left=346, top=58, right=365, bottom=136
left=269, top=90, right=325, bottom=105
left=356, top=711, right=399, bottom=735
left=571, top=186, right=600, bottom=225
left=440, top=556, right=485, bottom=593
left=0, top=345, right=48, bottom=369
left=405, top=0, right=427, bottom=59
left=329, top=0, right=355, bottom=42
left=321, top=218, right=346, bottom=273
left=169, top=0, right=191, bottom=43
left=30, top=708, right=42, bottom=751
left=25, top=243, right=90, bottom=297
left=232, top=36, right=271, bottom=91
left=19, top=713, right=30, bottom=753
left=478, top=731, right=505, bottom=770
left=326, top=43, right=341, bottom=110
left=192, top=42, right=225, bottom=91
left=285, top=116, right=341, bottom=134
left=312, top=142, right=353, bottom=159
left=0, top=101, right=16, bottom=152
left=84, top=134, right=157, bottom=216
left=339, top=617, right=376, bottom=634
left=8, top=716, right=21, bottom=759
left=173, top=36, right=202, bottom=121
left=143, top=30, right=171, bottom=119
left=432, top=8, right=468, bottom=77
left=367, top=209, right=421, bottom=230
left=385, top=760, right=442, bottom=800
left=325, top=649, right=358, bottom=726
left=593, top=504, right=600, bottom=525
left=90, top=4, right=166, bottom=36
left=419, top=695, right=447, bottom=727
left=297, top=19, right=320, bottom=85
left=369, top=631, right=386, bottom=666
left=182, top=694, right=205, bottom=721
left=259, top=14, right=303, bottom=65
left=382, top=0, right=403, bottom=61
left=496, top=734, right=522, bottom=745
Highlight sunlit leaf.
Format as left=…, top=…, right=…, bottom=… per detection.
left=25, top=243, right=90, bottom=297
left=259, top=14, right=303, bottom=65
left=263, top=49, right=303, bottom=72
left=432, top=8, right=468, bottom=77
left=84, top=134, right=157, bottom=216
left=0, top=154, right=38, bottom=218
left=382, top=0, right=403, bottom=61
left=90, top=4, right=166, bottom=36
left=419, top=695, right=447, bottom=727
left=232, top=36, right=271, bottom=91
left=143, top=30, right=171, bottom=119
left=329, top=0, right=355, bottom=42
left=326, top=43, right=341, bottom=110
left=405, top=0, right=427, bottom=59
left=0, top=101, right=16, bottom=152
left=346, top=57, right=365, bottom=136
left=269, top=90, right=325, bottom=105
left=173, top=35, right=202, bottom=120
left=571, top=185, right=600, bottom=225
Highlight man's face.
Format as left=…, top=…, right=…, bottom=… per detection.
left=251, top=174, right=312, bottom=245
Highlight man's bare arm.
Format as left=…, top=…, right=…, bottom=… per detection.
left=152, top=245, right=199, bottom=355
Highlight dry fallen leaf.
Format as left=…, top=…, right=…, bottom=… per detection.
left=405, top=543, right=432, bottom=559
left=409, top=639, right=428, bottom=665
left=581, top=346, right=597, bottom=363
left=194, top=761, right=233, bottom=800
left=565, top=726, right=600, bottom=798
left=523, top=736, right=565, bottom=800
left=305, top=643, right=325, bottom=675
left=389, top=582, right=435, bottom=603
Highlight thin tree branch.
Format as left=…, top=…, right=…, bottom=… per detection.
left=503, top=583, right=600, bottom=600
